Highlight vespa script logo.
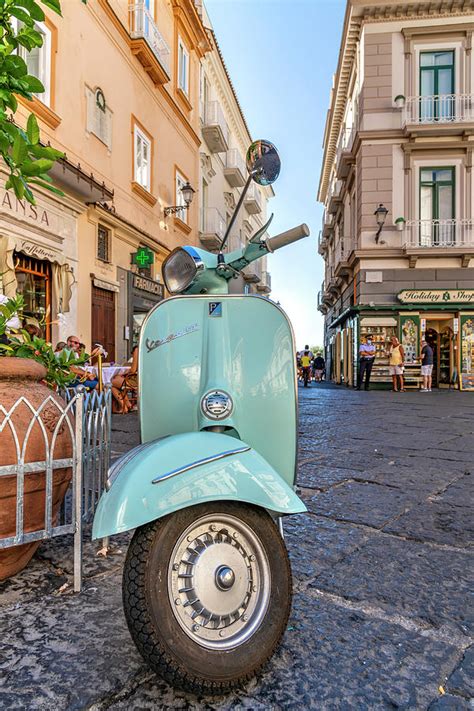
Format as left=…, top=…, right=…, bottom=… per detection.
left=145, top=323, right=199, bottom=353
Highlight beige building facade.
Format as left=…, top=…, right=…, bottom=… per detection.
left=1, top=0, right=212, bottom=360
left=198, top=8, right=273, bottom=295
left=318, top=0, right=474, bottom=390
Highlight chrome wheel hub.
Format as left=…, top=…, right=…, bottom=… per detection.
left=215, top=565, right=235, bottom=590
left=168, top=513, right=270, bottom=650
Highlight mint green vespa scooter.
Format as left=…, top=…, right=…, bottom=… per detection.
left=92, top=141, right=309, bottom=695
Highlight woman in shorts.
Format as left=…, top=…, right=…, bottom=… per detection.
left=388, top=336, right=405, bottom=392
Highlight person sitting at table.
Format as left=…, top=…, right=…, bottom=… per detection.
left=62, top=335, right=100, bottom=391
left=111, top=345, right=138, bottom=414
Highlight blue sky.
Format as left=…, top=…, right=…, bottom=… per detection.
left=206, top=0, right=346, bottom=349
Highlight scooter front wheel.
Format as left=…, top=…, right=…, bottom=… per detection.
left=122, top=501, right=292, bottom=695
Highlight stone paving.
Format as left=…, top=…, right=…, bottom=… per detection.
left=0, top=385, right=473, bottom=710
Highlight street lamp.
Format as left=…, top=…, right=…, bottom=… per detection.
left=374, top=203, right=389, bottom=244
left=164, top=181, right=195, bottom=217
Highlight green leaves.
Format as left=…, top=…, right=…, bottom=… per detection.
left=0, top=0, right=64, bottom=205
left=26, top=112, right=39, bottom=143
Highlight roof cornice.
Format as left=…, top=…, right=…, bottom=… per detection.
left=317, top=0, right=474, bottom=204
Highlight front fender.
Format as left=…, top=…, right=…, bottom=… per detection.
left=92, top=431, right=306, bottom=540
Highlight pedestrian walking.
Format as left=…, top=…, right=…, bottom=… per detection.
left=388, top=336, right=405, bottom=392
left=300, top=350, right=312, bottom=387
left=356, top=335, right=376, bottom=390
left=420, top=338, right=434, bottom=391
left=313, top=353, right=325, bottom=382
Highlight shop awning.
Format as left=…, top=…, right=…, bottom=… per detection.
left=0, top=234, right=74, bottom=314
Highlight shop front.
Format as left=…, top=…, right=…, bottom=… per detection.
left=328, top=289, right=474, bottom=391
left=128, top=271, right=164, bottom=352
left=0, top=186, right=81, bottom=344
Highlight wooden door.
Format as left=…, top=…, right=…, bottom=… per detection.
left=91, top=285, right=115, bottom=361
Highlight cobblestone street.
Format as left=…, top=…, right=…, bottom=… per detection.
left=0, top=385, right=472, bottom=710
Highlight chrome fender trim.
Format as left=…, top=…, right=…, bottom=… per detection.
left=152, top=445, right=251, bottom=484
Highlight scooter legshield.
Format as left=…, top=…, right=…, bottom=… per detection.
left=92, top=431, right=306, bottom=540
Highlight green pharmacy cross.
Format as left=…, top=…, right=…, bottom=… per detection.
left=132, top=247, right=154, bottom=268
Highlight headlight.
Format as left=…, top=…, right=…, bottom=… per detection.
left=162, top=247, right=203, bottom=294
left=201, top=390, right=234, bottom=420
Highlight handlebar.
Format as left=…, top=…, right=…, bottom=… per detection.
left=265, top=224, right=310, bottom=252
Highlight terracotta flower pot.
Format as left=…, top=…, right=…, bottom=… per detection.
left=0, top=358, right=73, bottom=581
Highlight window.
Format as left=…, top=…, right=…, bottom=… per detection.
left=134, top=125, right=152, bottom=192
left=175, top=170, right=188, bottom=223
left=178, top=37, right=189, bottom=96
left=17, top=21, right=52, bottom=106
left=97, top=224, right=111, bottom=263
left=419, top=51, right=454, bottom=121
left=86, top=87, right=112, bottom=149
left=419, top=167, right=455, bottom=245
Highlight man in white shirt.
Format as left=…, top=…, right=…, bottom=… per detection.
left=356, top=336, right=376, bottom=391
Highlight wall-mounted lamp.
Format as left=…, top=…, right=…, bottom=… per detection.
left=374, top=203, right=389, bottom=244
left=164, top=181, right=195, bottom=217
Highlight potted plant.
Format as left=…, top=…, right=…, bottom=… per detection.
left=395, top=217, right=406, bottom=231
left=394, top=94, right=406, bottom=109
left=0, top=296, right=84, bottom=580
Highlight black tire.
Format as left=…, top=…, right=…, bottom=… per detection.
left=122, top=501, right=292, bottom=695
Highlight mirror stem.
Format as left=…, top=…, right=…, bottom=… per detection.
left=219, top=172, right=256, bottom=253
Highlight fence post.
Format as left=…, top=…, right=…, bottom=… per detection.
left=73, top=389, right=84, bottom=593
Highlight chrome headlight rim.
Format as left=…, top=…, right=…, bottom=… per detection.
left=162, top=246, right=205, bottom=295
left=200, top=389, right=234, bottom=421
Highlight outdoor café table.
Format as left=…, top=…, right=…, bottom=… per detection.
left=86, top=365, right=131, bottom=386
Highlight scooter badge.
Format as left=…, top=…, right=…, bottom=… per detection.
left=208, top=302, right=222, bottom=317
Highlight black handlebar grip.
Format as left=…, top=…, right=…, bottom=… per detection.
left=265, top=224, right=310, bottom=252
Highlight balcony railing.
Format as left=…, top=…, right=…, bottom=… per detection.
left=129, top=1, right=170, bottom=81
left=336, top=125, right=356, bottom=178
left=334, top=236, right=354, bottom=266
left=404, top=219, right=474, bottom=248
left=224, top=149, right=246, bottom=187
left=403, top=94, right=474, bottom=126
left=199, top=207, right=226, bottom=250
left=244, top=184, right=262, bottom=214
left=202, top=101, right=229, bottom=153
left=327, top=179, right=343, bottom=215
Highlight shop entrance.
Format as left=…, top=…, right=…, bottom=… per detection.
left=15, top=253, right=52, bottom=341
left=91, top=285, right=115, bottom=361
left=425, top=316, right=455, bottom=388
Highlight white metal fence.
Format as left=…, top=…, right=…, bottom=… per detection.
left=0, top=386, right=111, bottom=592
left=404, top=219, right=474, bottom=248
left=403, top=94, right=474, bottom=125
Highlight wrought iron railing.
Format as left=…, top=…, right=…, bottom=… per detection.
left=404, top=219, right=474, bottom=248
left=129, top=1, right=171, bottom=76
left=0, top=387, right=111, bottom=592
left=403, top=94, right=474, bottom=125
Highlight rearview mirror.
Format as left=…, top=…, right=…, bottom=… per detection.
left=246, top=140, right=281, bottom=186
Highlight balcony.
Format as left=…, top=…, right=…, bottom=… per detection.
left=327, top=179, right=343, bottom=215
left=243, top=263, right=261, bottom=284
left=334, top=237, right=354, bottom=276
left=318, top=230, right=328, bottom=255
left=256, top=271, right=271, bottom=294
left=322, top=211, right=335, bottom=240
left=129, top=1, right=170, bottom=85
left=336, top=126, right=356, bottom=180
left=402, top=94, right=474, bottom=135
left=244, top=184, right=262, bottom=214
left=224, top=149, right=246, bottom=187
left=199, top=208, right=225, bottom=251
left=404, top=220, right=474, bottom=251
left=202, top=101, right=229, bottom=153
